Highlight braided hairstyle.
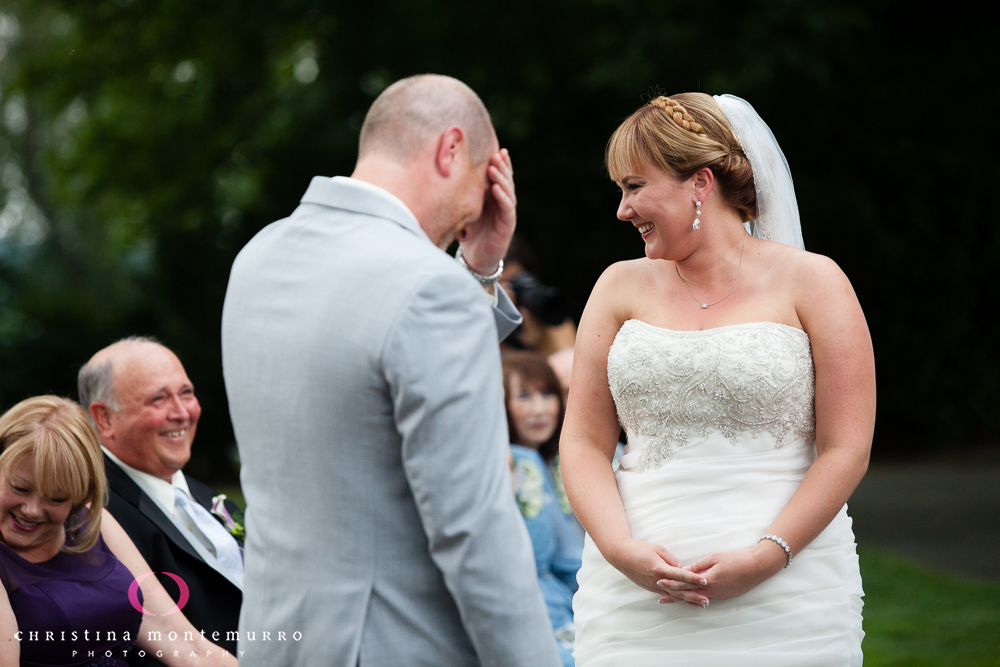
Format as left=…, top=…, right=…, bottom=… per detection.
left=648, top=96, right=706, bottom=135
left=607, top=93, right=757, bottom=222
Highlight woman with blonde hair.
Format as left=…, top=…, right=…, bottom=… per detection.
left=0, top=396, right=238, bottom=667
left=561, top=94, right=874, bottom=665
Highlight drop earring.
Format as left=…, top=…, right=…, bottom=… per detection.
left=693, top=201, right=702, bottom=230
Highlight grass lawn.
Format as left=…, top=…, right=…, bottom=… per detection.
left=212, top=487, right=999, bottom=664
left=860, top=548, right=1000, bottom=666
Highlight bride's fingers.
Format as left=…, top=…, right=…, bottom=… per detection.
left=655, top=578, right=704, bottom=592
left=653, top=545, right=683, bottom=568
left=669, top=590, right=710, bottom=607
left=685, top=555, right=717, bottom=573
left=658, top=593, right=709, bottom=608
left=654, top=565, right=707, bottom=587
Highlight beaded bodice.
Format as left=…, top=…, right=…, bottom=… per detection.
left=607, top=320, right=816, bottom=472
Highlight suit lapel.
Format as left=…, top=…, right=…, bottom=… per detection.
left=187, top=477, right=245, bottom=548
left=104, top=454, right=207, bottom=564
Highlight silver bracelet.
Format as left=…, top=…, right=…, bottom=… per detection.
left=759, top=534, right=793, bottom=568
left=455, top=247, right=503, bottom=286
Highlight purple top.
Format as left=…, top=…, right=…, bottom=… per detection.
left=0, top=530, right=142, bottom=667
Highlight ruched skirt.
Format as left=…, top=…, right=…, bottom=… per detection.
left=573, top=435, right=864, bottom=666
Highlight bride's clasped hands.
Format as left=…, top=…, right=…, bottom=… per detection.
left=608, top=537, right=789, bottom=608
left=606, top=537, right=710, bottom=606
left=655, top=542, right=789, bottom=606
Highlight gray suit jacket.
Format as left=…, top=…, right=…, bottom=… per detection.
left=221, top=176, right=561, bottom=667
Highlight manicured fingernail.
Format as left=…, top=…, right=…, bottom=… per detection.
left=700, top=600, right=709, bottom=608
left=699, top=579, right=707, bottom=586
left=682, top=565, right=692, bottom=571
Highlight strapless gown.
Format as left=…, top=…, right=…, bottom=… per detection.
left=573, top=320, right=864, bottom=666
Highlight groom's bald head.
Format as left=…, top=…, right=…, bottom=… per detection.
left=358, top=74, right=495, bottom=165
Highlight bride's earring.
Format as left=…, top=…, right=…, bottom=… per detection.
left=693, top=201, right=702, bottom=230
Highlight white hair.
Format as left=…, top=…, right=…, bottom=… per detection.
left=358, top=74, right=494, bottom=164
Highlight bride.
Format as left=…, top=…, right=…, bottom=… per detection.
left=560, top=93, right=875, bottom=666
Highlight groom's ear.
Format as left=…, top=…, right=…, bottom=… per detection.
left=435, top=126, right=466, bottom=178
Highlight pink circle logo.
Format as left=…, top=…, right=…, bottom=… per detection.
left=128, top=572, right=190, bottom=616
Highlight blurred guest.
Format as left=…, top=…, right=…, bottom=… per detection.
left=503, top=352, right=583, bottom=667
left=504, top=351, right=564, bottom=465
left=0, top=395, right=237, bottom=667
left=79, top=337, right=244, bottom=663
left=501, top=236, right=577, bottom=355
left=504, top=351, right=580, bottom=531
left=546, top=347, right=574, bottom=404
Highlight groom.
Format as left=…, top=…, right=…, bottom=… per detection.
left=221, top=75, right=560, bottom=666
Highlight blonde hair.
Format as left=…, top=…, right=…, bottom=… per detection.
left=0, top=396, right=107, bottom=553
left=606, top=93, right=758, bottom=222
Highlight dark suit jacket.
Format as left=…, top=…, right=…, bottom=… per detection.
left=103, top=454, right=243, bottom=665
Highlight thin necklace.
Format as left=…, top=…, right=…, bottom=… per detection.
left=675, top=233, right=748, bottom=309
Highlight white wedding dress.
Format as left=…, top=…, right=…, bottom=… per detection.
left=574, top=319, right=864, bottom=666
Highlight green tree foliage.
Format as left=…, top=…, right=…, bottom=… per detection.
left=1, top=0, right=996, bottom=478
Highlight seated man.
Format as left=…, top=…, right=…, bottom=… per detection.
left=79, top=336, right=243, bottom=663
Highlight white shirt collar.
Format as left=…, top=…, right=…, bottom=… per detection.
left=102, top=445, right=193, bottom=511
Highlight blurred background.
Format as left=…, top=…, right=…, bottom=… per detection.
left=1, top=1, right=998, bottom=661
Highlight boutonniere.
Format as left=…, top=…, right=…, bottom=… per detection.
left=211, top=494, right=246, bottom=541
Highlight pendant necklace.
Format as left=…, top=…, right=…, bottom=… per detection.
left=675, top=233, right=748, bottom=309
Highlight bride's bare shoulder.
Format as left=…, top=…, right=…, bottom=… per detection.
left=583, top=258, right=659, bottom=323
left=595, top=257, right=659, bottom=291
left=753, top=239, right=849, bottom=288
left=788, top=247, right=851, bottom=293
left=591, top=258, right=657, bottom=300
left=760, top=243, right=863, bottom=334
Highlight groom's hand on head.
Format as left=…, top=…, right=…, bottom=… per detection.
left=459, top=148, right=516, bottom=275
